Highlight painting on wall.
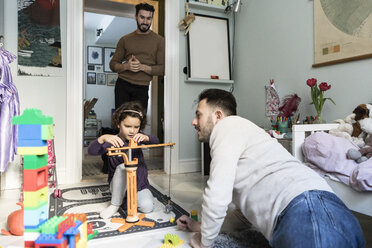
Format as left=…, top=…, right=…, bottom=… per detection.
left=97, top=73, right=106, bottom=85
left=87, top=46, right=103, bottom=65
left=104, top=47, right=115, bottom=72
left=87, top=72, right=96, bottom=84
left=106, top=73, right=117, bottom=86
left=17, top=0, right=62, bottom=76
left=313, top=0, right=372, bottom=67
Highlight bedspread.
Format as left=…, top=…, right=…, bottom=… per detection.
left=302, top=132, right=372, bottom=191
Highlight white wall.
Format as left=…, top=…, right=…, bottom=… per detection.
left=2, top=0, right=68, bottom=187
left=233, top=0, right=372, bottom=128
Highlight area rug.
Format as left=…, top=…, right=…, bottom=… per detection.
left=48, top=184, right=188, bottom=239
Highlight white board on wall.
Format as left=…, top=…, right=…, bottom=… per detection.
left=187, top=14, right=231, bottom=80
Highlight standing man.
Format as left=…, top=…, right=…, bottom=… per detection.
left=110, top=3, right=165, bottom=111
left=177, top=89, right=365, bottom=248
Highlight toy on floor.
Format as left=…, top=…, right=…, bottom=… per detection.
left=1, top=202, right=24, bottom=236
left=190, top=210, right=198, bottom=221
left=107, top=140, right=175, bottom=232
left=158, top=233, right=184, bottom=248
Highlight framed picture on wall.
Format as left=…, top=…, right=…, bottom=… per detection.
left=104, top=47, right=116, bottom=72
left=87, top=46, right=103, bottom=65
left=87, top=64, right=95, bottom=71
left=95, top=65, right=103, bottom=72
left=87, top=72, right=96, bottom=84
left=97, top=73, right=106, bottom=85
left=107, top=73, right=117, bottom=86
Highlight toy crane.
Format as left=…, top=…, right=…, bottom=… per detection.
left=107, top=139, right=175, bottom=232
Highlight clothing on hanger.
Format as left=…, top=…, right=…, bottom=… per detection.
left=0, top=47, right=20, bottom=172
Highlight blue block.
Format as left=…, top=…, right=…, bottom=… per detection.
left=24, top=203, right=48, bottom=226
left=24, top=218, right=48, bottom=230
left=35, top=233, right=66, bottom=245
left=18, top=125, right=42, bottom=140
left=18, top=139, right=47, bottom=147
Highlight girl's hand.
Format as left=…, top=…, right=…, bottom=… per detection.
left=176, top=215, right=201, bottom=232
left=98, top=134, right=124, bottom=147
left=132, top=133, right=149, bottom=144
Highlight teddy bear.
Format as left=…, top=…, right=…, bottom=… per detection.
left=347, top=134, right=372, bottom=163
left=329, top=103, right=372, bottom=148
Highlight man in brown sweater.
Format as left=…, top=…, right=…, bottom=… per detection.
left=110, top=3, right=165, bottom=111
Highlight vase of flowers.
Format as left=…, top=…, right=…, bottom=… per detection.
left=306, top=78, right=335, bottom=123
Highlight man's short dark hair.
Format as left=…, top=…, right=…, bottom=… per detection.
left=198, top=89, right=237, bottom=116
left=135, top=3, right=155, bottom=16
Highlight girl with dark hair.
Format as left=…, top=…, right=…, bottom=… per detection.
left=88, top=101, right=159, bottom=219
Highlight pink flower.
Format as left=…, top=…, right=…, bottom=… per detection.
left=306, top=78, right=317, bottom=87
left=319, top=82, right=331, bottom=91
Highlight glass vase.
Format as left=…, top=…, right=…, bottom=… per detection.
left=314, top=111, right=323, bottom=124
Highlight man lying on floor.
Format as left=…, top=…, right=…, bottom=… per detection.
left=177, top=88, right=365, bottom=248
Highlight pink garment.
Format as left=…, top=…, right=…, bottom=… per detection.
left=0, top=47, right=19, bottom=172
left=302, top=132, right=372, bottom=191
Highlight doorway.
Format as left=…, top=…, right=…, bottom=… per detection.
left=82, top=0, right=165, bottom=179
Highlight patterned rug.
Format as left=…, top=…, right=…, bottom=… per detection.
left=49, top=184, right=188, bottom=239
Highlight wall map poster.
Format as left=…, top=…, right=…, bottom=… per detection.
left=314, top=0, right=372, bottom=66
left=17, top=0, right=62, bottom=76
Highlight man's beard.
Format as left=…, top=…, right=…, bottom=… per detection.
left=137, top=22, right=151, bottom=33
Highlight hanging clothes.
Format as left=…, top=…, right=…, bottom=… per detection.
left=0, top=47, right=20, bottom=172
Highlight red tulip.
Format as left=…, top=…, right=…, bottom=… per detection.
left=306, top=78, right=317, bottom=87
left=319, top=82, right=331, bottom=91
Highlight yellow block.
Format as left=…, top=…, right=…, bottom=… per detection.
left=24, top=187, right=48, bottom=208
left=17, top=146, right=48, bottom=155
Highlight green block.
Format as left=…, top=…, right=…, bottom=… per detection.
left=40, top=216, right=67, bottom=234
left=23, top=155, right=48, bottom=170
left=42, top=124, right=54, bottom=140
left=88, top=230, right=99, bottom=240
left=12, top=108, right=53, bottom=125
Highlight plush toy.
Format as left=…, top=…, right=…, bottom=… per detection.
left=347, top=134, right=372, bottom=163
left=1, top=202, right=24, bottom=236
left=351, top=103, right=372, bottom=137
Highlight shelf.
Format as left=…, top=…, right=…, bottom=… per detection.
left=188, top=1, right=227, bottom=13
left=185, top=77, right=234, bottom=84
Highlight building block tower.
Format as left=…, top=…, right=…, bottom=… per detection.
left=12, top=108, right=54, bottom=247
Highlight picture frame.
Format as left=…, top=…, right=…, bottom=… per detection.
left=95, top=65, right=103, bottom=73
left=104, top=47, right=116, bottom=72
left=87, top=46, right=103, bottom=65
left=87, top=72, right=96, bottom=84
left=313, top=0, right=372, bottom=67
left=87, top=64, right=95, bottom=71
left=106, top=73, right=117, bottom=86
left=196, top=0, right=208, bottom=3
left=187, top=14, right=231, bottom=80
left=97, top=73, right=106, bottom=85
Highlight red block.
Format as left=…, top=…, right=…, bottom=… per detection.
left=23, top=166, right=48, bottom=191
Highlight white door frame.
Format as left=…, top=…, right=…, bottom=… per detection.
left=65, top=0, right=179, bottom=184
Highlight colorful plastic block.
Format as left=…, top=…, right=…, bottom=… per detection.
left=24, top=218, right=48, bottom=230
left=23, top=166, right=48, bottom=191
left=17, top=146, right=48, bottom=155
left=35, top=233, right=67, bottom=248
left=18, top=124, right=42, bottom=140
left=24, top=202, right=48, bottom=226
left=18, top=139, right=47, bottom=147
left=23, top=187, right=48, bottom=209
left=41, top=216, right=67, bottom=234
left=12, top=108, right=53, bottom=125
left=42, top=124, right=54, bottom=140
left=23, top=154, right=48, bottom=170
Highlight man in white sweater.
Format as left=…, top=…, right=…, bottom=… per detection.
left=177, top=89, right=365, bottom=248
